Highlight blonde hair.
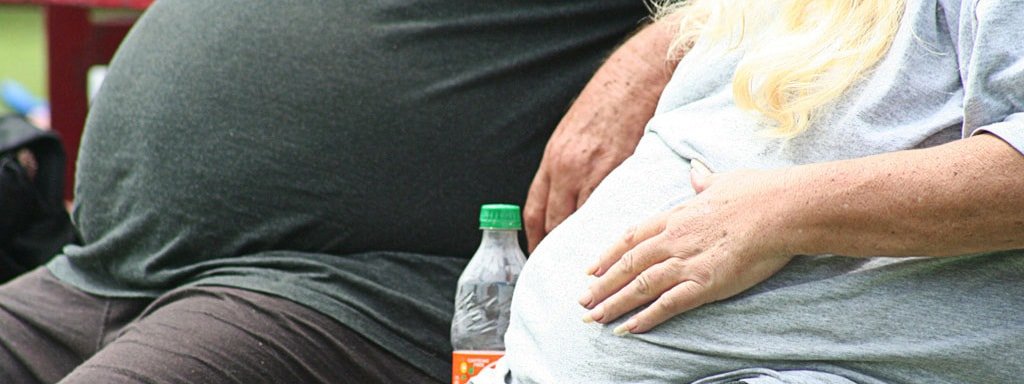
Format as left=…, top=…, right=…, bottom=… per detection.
left=656, top=0, right=905, bottom=136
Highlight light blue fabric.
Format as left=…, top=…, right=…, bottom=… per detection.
left=692, top=368, right=858, bottom=384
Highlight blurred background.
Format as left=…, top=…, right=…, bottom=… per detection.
left=0, top=2, right=148, bottom=199
left=0, top=6, right=45, bottom=115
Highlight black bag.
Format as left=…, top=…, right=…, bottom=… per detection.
left=0, top=115, right=78, bottom=282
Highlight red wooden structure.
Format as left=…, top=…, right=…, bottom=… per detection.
left=1, top=0, right=153, bottom=199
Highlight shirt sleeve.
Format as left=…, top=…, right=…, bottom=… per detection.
left=959, top=0, right=1024, bottom=155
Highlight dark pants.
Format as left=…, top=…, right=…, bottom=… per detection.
left=0, top=268, right=435, bottom=383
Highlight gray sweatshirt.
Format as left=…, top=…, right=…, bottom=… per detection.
left=504, top=0, right=1024, bottom=382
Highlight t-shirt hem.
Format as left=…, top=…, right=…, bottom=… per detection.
left=970, top=116, right=1024, bottom=157
left=47, top=256, right=163, bottom=298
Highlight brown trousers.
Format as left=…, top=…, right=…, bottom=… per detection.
left=0, top=268, right=436, bottom=383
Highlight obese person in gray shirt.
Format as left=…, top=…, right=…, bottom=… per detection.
left=0, top=1, right=668, bottom=383
left=504, top=0, right=1024, bottom=382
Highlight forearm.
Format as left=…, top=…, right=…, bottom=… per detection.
left=778, top=134, right=1024, bottom=257
left=547, top=17, right=680, bottom=148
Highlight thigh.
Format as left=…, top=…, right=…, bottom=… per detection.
left=0, top=268, right=147, bottom=384
left=60, top=285, right=437, bottom=384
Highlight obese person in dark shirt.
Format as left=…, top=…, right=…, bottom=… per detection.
left=0, top=1, right=677, bottom=382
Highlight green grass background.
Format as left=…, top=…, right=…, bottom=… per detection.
left=0, top=6, right=46, bottom=115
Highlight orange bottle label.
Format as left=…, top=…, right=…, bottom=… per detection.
left=452, top=350, right=504, bottom=384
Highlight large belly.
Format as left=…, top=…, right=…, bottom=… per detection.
left=75, top=0, right=598, bottom=258
left=506, top=134, right=1024, bottom=383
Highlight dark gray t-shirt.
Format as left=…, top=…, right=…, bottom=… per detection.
left=46, top=0, right=648, bottom=380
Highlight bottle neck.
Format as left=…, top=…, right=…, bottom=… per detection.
left=479, top=229, right=521, bottom=249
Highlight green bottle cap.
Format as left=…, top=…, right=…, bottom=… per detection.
left=479, top=204, right=522, bottom=230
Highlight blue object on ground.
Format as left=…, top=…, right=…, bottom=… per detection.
left=2, top=80, right=48, bottom=115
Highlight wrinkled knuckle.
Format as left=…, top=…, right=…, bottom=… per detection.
left=656, top=294, right=680, bottom=313
left=683, top=280, right=705, bottom=297
left=634, top=273, right=654, bottom=296
left=620, top=252, right=639, bottom=274
left=689, top=260, right=715, bottom=287
left=664, top=257, right=688, bottom=275
left=665, top=224, right=689, bottom=240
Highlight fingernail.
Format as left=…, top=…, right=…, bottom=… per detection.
left=577, top=291, right=593, bottom=308
left=612, top=319, right=637, bottom=337
left=585, top=305, right=605, bottom=323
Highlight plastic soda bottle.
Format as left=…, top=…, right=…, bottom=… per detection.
left=451, top=204, right=527, bottom=384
